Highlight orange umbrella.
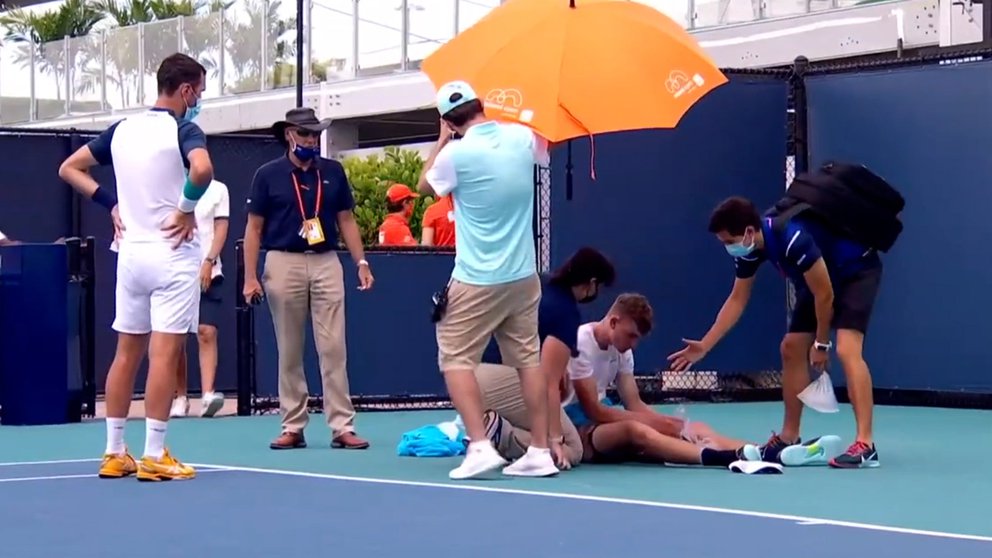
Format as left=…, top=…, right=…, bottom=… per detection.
left=421, top=0, right=727, bottom=143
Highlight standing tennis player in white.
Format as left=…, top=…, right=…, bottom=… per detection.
left=59, top=53, right=215, bottom=482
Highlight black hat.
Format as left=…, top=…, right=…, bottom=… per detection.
left=272, top=107, right=332, bottom=142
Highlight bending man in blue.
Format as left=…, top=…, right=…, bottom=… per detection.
left=669, top=197, right=882, bottom=469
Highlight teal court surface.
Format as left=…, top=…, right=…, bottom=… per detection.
left=1, top=402, right=990, bottom=557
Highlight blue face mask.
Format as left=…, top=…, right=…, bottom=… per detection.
left=182, top=86, right=201, bottom=122
left=183, top=103, right=201, bottom=122
left=725, top=231, right=756, bottom=257
left=292, top=143, right=319, bottom=162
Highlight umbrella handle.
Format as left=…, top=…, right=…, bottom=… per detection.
left=566, top=141, right=574, bottom=201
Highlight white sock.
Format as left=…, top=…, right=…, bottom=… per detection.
left=526, top=446, right=551, bottom=457
left=468, top=440, right=492, bottom=452
left=105, top=418, right=126, bottom=455
left=144, top=419, right=168, bottom=459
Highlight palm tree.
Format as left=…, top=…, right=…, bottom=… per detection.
left=225, top=0, right=297, bottom=94
left=2, top=0, right=299, bottom=113
left=1, top=0, right=103, bottom=115
left=76, top=0, right=225, bottom=108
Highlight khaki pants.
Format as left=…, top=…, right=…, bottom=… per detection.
left=475, top=363, right=583, bottom=466
left=436, top=274, right=541, bottom=371
left=262, top=251, right=356, bottom=436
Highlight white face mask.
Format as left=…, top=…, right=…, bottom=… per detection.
left=724, top=229, right=756, bottom=257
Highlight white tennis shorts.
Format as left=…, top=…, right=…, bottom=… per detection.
left=113, top=241, right=201, bottom=335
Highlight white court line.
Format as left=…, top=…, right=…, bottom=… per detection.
left=0, top=458, right=100, bottom=467
left=0, top=467, right=235, bottom=484
left=187, top=462, right=992, bottom=544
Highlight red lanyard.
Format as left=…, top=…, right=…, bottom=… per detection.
left=291, top=169, right=322, bottom=220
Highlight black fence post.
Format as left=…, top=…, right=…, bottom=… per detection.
left=235, top=238, right=254, bottom=416
left=532, top=164, right=540, bottom=267
left=789, top=55, right=810, bottom=177
left=81, top=236, right=97, bottom=417
left=985, top=0, right=992, bottom=49
left=65, top=132, right=86, bottom=240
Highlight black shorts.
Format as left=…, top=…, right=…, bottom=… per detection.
left=789, top=263, right=882, bottom=335
left=198, top=276, right=224, bottom=328
left=578, top=423, right=643, bottom=464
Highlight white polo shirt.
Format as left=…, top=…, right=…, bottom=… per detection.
left=194, top=180, right=230, bottom=279
left=93, top=108, right=205, bottom=251
left=561, top=322, right=635, bottom=407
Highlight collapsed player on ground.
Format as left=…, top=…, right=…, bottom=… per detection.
left=474, top=247, right=617, bottom=471
left=558, top=293, right=750, bottom=468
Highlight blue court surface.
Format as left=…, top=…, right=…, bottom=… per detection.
left=1, top=458, right=988, bottom=558
left=1, top=404, right=990, bottom=558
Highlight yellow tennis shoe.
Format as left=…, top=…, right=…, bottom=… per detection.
left=136, top=448, right=196, bottom=482
left=98, top=448, right=138, bottom=479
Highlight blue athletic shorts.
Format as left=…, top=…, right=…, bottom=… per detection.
left=563, top=397, right=618, bottom=428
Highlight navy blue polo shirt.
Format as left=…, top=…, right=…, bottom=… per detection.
left=247, top=155, right=356, bottom=253
left=482, top=276, right=582, bottom=364
left=734, top=214, right=880, bottom=292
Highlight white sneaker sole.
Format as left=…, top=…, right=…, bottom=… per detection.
left=779, top=435, right=845, bottom=467
left=742, top=444, right=762, bottom=461
left=502, top=462, right=559, bottom=477
left=448, top=453, right=508, bottom=480
left=201, top=396, right=224, bottom=418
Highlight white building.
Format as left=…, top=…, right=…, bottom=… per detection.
left=0, top=0, right=984, bottom=157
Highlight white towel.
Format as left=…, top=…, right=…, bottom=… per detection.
left=798, top=371, right=840, bottom=413
left=729, top=460, right=784, bottom=475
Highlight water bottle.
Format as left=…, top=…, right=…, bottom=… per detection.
left=674, top=404, right=692, bottom=441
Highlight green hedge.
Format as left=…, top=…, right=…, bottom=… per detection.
left=340, top=146, right=437, bottom=247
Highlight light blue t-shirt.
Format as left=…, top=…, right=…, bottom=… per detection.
left=426, top=121, right=548, bottom=286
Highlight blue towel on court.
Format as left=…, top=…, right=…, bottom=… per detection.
left=396, top=424, right=467, bottom=457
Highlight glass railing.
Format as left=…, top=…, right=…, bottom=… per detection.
left=0, top=0, right=880, bottom=125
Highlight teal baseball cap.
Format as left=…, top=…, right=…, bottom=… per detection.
left=436, top=80, right=478, bottom=116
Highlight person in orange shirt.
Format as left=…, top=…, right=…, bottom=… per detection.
left=421, top=194, right=455, bottom=247
left=378, top=183, right=419, bottom=246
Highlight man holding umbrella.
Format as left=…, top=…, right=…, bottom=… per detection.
left=243, top=107, right=374, bottom=451
left=417, top=81, right=558, bottom=480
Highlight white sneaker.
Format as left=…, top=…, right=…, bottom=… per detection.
left=169, top=396, right=189, bottom=418
left=502, top=446, right=559, bottom=477
left=741, top=444, right=762, bottom=461
left=200, top=392, right=225, bottom=417
left=449, top=441, right=507, bottom=480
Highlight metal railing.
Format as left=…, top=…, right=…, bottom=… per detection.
left=0, top=0, right=871, bottom=125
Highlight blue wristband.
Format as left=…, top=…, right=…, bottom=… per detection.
left=91, top=186, right=117, bottom=211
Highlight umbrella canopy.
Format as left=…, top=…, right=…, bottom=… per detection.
left=421, top=0, right=728, bottom=143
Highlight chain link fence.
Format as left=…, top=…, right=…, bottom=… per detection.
left=535, top=164, right=552, bottom=273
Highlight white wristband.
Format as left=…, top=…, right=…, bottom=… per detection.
left=178, top=195, right=197, bottom=214
left=358, top=259, right=369, bottom=267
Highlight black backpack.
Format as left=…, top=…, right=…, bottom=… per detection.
left=766, top=161, right=904, bottom=252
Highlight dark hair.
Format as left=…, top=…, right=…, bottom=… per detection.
left=157, top=53, right=206, bottom=95
left=548, top=247, right=616, bottom=288
left=707, top=196, right=761, bottom=236
left=386, top=200, right=406, bottom=213
left=442, top=98, right=484, bottom=128
left=610, top=293, right=654, bottom=335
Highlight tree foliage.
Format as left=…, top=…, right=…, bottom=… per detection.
left=340, top=146, right=432, bottom=247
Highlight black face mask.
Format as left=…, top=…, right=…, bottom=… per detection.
left=578, top=286, right=598, bottom=304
